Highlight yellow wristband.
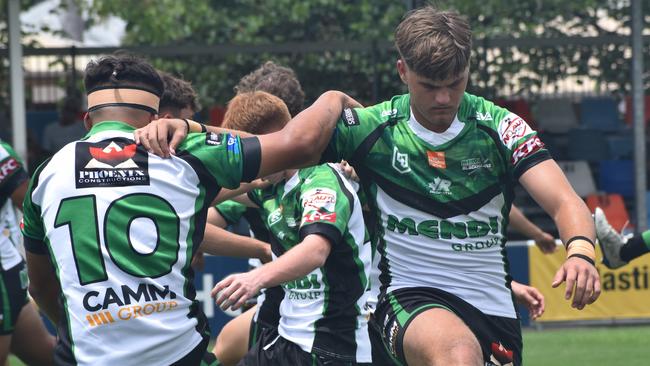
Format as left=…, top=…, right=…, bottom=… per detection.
left=566, top=240, right=596, bottom=261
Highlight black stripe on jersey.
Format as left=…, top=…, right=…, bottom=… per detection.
left=241, top=137, right=261, bottom=183
left=243, top=208, right=271, bottom=243
left=513, top=150, right=552, bottom=179
left=370, top=170, right=503, bottom=219
left=24, top=236, right=49, bottom=255
left=312, top=230, right=365, bottom=361
left=299, top=223, right=342, bottom=246
left=53, top=296, right=77, bottom=366
left=326, top=164, right=356, bottom=216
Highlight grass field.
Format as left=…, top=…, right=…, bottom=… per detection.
left=9, top=325, right=650, bottom=365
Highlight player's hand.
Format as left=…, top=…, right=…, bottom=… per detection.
left=134, top=118, right=187, bottom=157
left=211, top=271, right=262, bottom=311
left=551, top=256, right=601, bottom=310
left=511, top=281, right=545, bottom=320
left=338, top=160, right=360, bottom=182
left=534, top=232, right=557, bottom=254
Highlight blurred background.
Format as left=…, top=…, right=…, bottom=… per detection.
left=2, top=1, right=650, bottom=364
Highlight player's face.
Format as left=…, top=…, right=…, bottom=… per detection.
left=397, top=59, right=468, bottom=132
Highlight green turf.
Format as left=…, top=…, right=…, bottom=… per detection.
left=8, top=325, right=649, bottom=365
left=523, top=325, right=650, bottom=366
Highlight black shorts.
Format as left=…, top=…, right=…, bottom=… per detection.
left=239, top=328, right=371, bottom=366
left=373, top=287, right=522, bottom=366
left=248, top=285, right=283, bottom=348
left=0, top=261, right=29, bottom=335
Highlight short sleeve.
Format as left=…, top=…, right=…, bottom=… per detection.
left=178, top=132, right=261, bottom=189
left=297, top=167, right=352, bottom=247
left=495, top=112, right=551, bottom=179
left=0, top=141, right=28, bottom=202
left=214, top=200, right=248, bottom=226
left=320, top=107, right=376, bottom=164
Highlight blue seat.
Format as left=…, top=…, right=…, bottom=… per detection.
left=607, top=133, right=634, bottom=159
left=566, top=129, right=610, bottom=162
left=599, top=160, right=634, bottom=197
left=579, top=97, right=623, bottom=132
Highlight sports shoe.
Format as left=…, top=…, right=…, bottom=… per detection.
left=594, top=207, right=629, bottom=269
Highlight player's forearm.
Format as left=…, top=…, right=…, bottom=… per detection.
left=254, top=234, right=331, bottom=289
left=552, top=198, right=595, bottom=244
left=282, top=91, right=356, bottom=167
left=200, top=224, right=271, bottom=261
left=509, top=205, right=545, bottom=240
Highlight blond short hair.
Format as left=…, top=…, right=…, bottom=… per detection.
left=222, top=91, right=291, bottom=134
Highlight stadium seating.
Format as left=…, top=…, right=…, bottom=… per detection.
left=533, top=97, right=579, bottom=133
left=556, top=160, right=597, bottom=198
left=566, top=128, right=611, bottom=162
left=623, top=95, right=650, bottom=126
left=607, top=132, right=634, bottom=160
left=495, top=98, right=537, bottom=129
left=578, top=97, right=622, bottom=131
left=598, top=160, right=634, bottom=198
left=586, top=193, right=631, bottom=232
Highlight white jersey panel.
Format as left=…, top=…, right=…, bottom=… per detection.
left=0, top=200, right=23, bottom=270
left=31, top=130, right=206, bottom=365
left=378, top=187, right=516, bottom=318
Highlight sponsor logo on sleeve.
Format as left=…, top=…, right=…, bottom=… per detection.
left=498, top=113, right=533, bottom=149
left=0, top=157, right=20, bottom=184
left=392, top=147, right=411, bottom=174
left=226, top=134, right=240, bottom=154
left=511, top=135, right=545, bottom=165
left=303, top=210, right=337, bottom=223
left=427, top=151, right=446, bottom=169
left=75, top=139, right=150, bottom=188
left=342, top=108, right=360, bottom=126
left=302, top=188, right=337, bottom=211
left=205, top=132, right=223, bottom=146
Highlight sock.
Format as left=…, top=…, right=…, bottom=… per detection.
left=620, top=230, right=650, bottom=262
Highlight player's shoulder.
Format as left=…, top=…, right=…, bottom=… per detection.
left=341, top=94, right=410, bottom=128
left=460, top=93, right=532, bottom=134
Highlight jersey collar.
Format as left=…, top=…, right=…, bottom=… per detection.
left=407, top=109, right=465, bottom=147
left=85, top=121, right=136, bottom=138
left=282, top=170, right=301, bottom=198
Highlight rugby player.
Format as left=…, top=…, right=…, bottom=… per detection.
left=139, top=9, right=599, bottom=365
left=0, top=139, right=55, bottom=365
left=212, top=91, right=373, bottom=365
left=24, top=54, right=357, bottom=365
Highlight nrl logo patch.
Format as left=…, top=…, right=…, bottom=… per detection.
left=75, top=139, right=150, bottom=188
left=391, top=146, right=411, bottom=174
left=342, top=108, right=360, bottom=126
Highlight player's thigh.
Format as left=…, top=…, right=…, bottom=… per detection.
left=11, top=300, right=55, bottom=365
left=214, top=305, right=257, bottom=366
left=403, top=307, right=482, bottom=366
left=0, top=335, right=10, bottom=366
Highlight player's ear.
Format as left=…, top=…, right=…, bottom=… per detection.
left=83, top=112, right=92, bottom=130
left=396, top=59, right=408, bottom=84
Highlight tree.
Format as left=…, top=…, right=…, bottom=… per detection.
left=82, top=0, right=648, bottom=105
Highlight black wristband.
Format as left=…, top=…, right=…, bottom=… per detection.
left=199, top=123, right=207, bottom=133
left=565, top=236, right=595, bottom=248
left=182, top=118, right=190, bottom=134
left=568, top=253, right=596, bottom=266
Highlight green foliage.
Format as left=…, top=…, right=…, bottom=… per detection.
left=6, top=0, right=646, bottom=108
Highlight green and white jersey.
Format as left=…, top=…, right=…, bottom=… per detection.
left=0, top=140, right=28, bottom=271
left=22, top=121, right=260, bottom=366
left=249, top=163, right=372, bottom=362
left=323, top=93, right=551, bottom=318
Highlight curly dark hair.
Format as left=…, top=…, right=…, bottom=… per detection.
left=159, top=71, right=201, bottom=115
left=234, top=61, right=305, bottom=117
left=84, top=52, right=163, bottom=96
